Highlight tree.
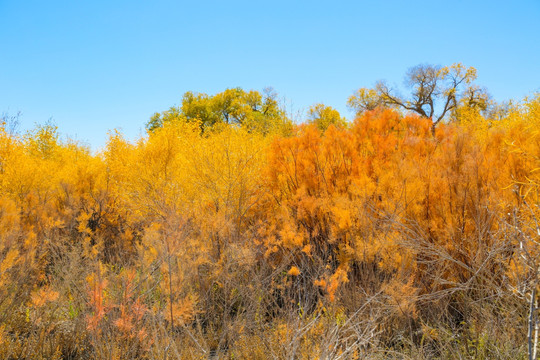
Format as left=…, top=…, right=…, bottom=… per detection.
left=147, top=87, right=291, bottom=134
left=307, top=103, right=347, bottom=132
left=348, top=63, right=489, bottom=132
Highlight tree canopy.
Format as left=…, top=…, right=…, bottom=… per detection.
left=147, top=87, right=291, bottom=135
left=348, top=63, right=490, bottom=131
left=307, top=103, right=347, bottom=132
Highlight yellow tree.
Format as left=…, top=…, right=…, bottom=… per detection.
left=348, top=63, right=489, bottom=132
left=307, top=103, right=347, bottom=132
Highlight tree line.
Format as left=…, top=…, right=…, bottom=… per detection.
left=0, top=64, right=539, bottom=359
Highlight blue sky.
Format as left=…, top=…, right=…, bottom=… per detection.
left=1, top=0, right=539, bottom=150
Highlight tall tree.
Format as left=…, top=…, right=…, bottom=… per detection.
left=147, top=87, right=291, bottom=134
left=348, top=63, right=489, bottom=132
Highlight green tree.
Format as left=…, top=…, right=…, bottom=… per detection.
left=147, top=87, right=291, bottom=134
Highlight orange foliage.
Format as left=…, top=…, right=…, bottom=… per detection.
left=1, top=94, right=539, bottom=358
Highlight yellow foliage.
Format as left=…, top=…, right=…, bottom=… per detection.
left=0, top=93, right=539, bottom=357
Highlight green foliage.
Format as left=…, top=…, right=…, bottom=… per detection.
left=147, top=87, right=292, bottom=135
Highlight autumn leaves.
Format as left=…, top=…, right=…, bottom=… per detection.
left=0, top=93, right=540, bottom=357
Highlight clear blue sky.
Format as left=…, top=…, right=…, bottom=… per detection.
left=1, top=0, right=539, bottom=150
